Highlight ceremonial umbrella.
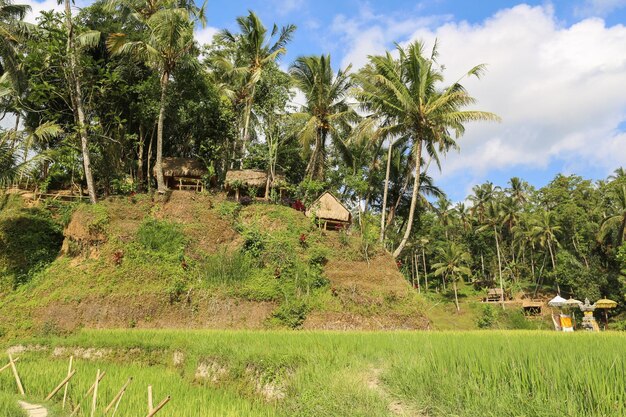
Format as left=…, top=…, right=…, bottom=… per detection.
left=548, top=295, right=567, bottom=308
left=595, top=298, right=617, bottom=330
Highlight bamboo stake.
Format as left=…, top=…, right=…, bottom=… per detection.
left=8, top=353, right=25, bottom=396
left=84, top=371, right=106, bottom=397
left=91, top=369, right=100, bottom=417
left=148, top=385, right=154, bottom=412
left=45, top=369, right=76, bottom=401
left=104, top=378, right=132, bottom=414
left=70, top=404, right=81, bottom=417
left=0, top=356, right=19, bottom=373
left=145, top=396, right=170, bottom=417
left=62, top=356, right=73, bottom=408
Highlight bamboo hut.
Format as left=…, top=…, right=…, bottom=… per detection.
left=224, top=169, right=286, bottom=200
left=305, top=191, right=351, bottom=230
left=157, top=157, right=207, bottom=191
left=483, top=288, right=506, bottom=302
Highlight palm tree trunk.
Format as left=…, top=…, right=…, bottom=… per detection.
left=65, top=0, right=96, bottom=204
left=453, top=278, right=460, bottom=312
left=547, top=242, right=560, bottom=294
left=494, top=225, right=504, bottom=310
left=137, top=124, right=145, bottom=191
left=393, top=140, right=422, bottom=258
left=147, top=123, right=155, bottom=192
left=380, top=141, right=394, bottom=243
left=155, top=71, right=169, bottom=193
left=421, top=246, right=428, bottom=291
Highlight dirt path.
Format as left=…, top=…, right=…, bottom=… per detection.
left=366, top=367, right=424, bottom=417
left=18, top=401, right=48, bottom=417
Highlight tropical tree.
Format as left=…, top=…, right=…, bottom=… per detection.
left=532, top=210, right=562, bottom=293
left=433, top=242, right=472, bottom=311
left=355, top=41, right=499, bottom=258
left=0, top=0, right=34, bottom=94
left=599, top=185, right=626, bottom=248
left=478, top=201, right=506, bottom=308
left=108, top=4, right=202, bottom=193
left=211, top=11, right=295, bottom=168
left=290, top=54, right=357, bottom=180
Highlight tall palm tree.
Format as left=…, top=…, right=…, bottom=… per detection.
left=356, top=41, right=499, bottom=258
left=477, top=201, right=507, bottom=308
left=507, top=177, right=527, bottom=206
left=469, top=182, right=500, bottom=223
left=599, top=185, right=626, bottom=247
left=532, top=210, right=562, bottom=293
left=433, top=242, right=472, bottom=311
left=0, top=0, right=34, bottom=94
left=212, top=11, right=295, bottom=168
left=108, top=5, right=201, bottom=193
left=290, top=54, right=357, bottom=180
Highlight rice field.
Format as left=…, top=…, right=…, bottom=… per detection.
left=0, top=330, right=624, bottom=417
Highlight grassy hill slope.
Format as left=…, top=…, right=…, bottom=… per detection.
left=0, top=191, right=426, bottom=337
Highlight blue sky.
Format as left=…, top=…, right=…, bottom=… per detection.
left=23, top=0, right=626, bottom=201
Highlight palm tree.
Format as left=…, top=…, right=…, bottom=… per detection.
left=478, top=201, right=506, bottom=308
left=290, top=54, right=357, bottom=180
left=508, top=177, right=527, bottom=206
left=469, top=182, right=500, bottom=223
left=599, top=185, right=626, bottom=247
left=212, top=11, right=295, bottom=168
left=0, top=0, right=34, bottom=93
left=108, top=5, right=201, bottom=193
left=433, top=242, right=472, bottom=311
left=356, top=41, right=499, bottom=258
left=532, top=210, right=562, bottom=293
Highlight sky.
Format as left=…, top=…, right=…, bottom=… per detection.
left=20, top=0, right=626, bottom=201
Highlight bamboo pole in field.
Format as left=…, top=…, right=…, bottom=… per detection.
left=84, top=371, right=106, bottom=397
left=70, top=404, right=81, bottom=417
left=8, top=353, right=25, bottom=396
left=145, top=396, right=170, bottom=417
left=0, top=356, right=19, bottom=373
left=62, top=356, right=74, bottom=409
left=104, top=377, right=132, bottom=415
left=91, top=369, right=100, bottom=417
left=148, top=385, right=154, bottom=412
left=45, top=369, right=77, bottom=401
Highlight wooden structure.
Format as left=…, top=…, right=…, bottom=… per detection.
left=305, top=191, right=351, bottom=230
left=224, top=169, right=286, bottom=200
left=522, top=300, right=543, bottom=316
left=157, top=157, right=207, bottom=192
left=483, top=288, right=506, bottom=303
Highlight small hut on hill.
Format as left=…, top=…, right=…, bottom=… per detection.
left=224, top=169, right=286, bottom=200
left=305, top=191, right=351, bottom=230
left=157, top=157, right=207, bottom=191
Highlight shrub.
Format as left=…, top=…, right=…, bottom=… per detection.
left=137, top=218, right=186, bottom=255
left=308, top=245, right=330, bottom=267
left=476, top=304, right=497, bottom=329
left=271, top=299, right=310, bottom=328
left=203, top=250, right=255, bottom=285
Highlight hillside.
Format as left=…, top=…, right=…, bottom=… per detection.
left=0, top=191, right=427, bottom=337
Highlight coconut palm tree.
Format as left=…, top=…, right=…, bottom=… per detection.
left=477, top=201, right=506, bottom=308
left=0, top=0, right=34, bottom=94
left=355, top=41, right=499, bottom=258
left=108, top=5, right=201, bottom=193
left=532, top=210, right=562, bottom=293
left=212, top=11, right=295, bottom=168
left=433, top=242, right=472, bottom=311
left=290, top=54, right=357, bottom=180
left=599, top=185, right=626, bottom=248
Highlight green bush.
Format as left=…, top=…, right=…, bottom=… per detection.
left=308, top=245, right=330, bottom=267
left=137, top=218, right=186, bottom=254
left=203, top=250, right=255, bottom=285
left=215, top=200, right=240, bottom=221
left=271, top=299, right=310, bottom=328
left=476, top=304, right=497, bottom=329
left=234, top=269, right=281, bottom=301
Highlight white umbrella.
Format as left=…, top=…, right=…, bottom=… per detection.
left=564, top=298, right=583, bottom=307
left=548, top=295, right=567, bottom=308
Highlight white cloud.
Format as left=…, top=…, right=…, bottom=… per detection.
left=194, top=25, right=219, bottom=47
left=271, top=0, right=305, bottom=16
left=23, top=0, right=66, bottom=23
left=334, top=4, right=626, bottom=181
left=575, top=0, right=626, bottom=17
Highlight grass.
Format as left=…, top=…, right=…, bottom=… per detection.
left=1, top=330, right=625, bottom=417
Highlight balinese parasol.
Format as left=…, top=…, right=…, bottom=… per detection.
left=548, top=295, right=567, bottom=308
left=563, top=298, right=583, bottom=327
left=595, top=298, right=617, bottom=330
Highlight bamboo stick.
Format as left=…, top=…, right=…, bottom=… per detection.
left=84, top=371, right=106, bottom=397
left=145, top=396, right=170, bottom=417
left=70, top=404, right=81, bottom=417
left=8, top=353, right=25, bottom=396
left=45, top=369, right=77, bottom=401
left=148, top=385, right=154, bottom=412
left=0, top=356, right=19, bottom=373
left=62, top=356, right=74, bottom=409
left=104, top=378, right=132, bottom=414
left=91, top=369, right=100, bottom=417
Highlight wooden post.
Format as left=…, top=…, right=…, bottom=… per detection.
left=45, top=369, right=77, bottom=401
left=91, top=369, right=100, bottom=417
left=84, top=371, right=106, bottom=397
left=145, top=396, right=170, bottom=417
left=62, top=356, right=74, bottom=409
left=0, top=356, right=19, bottom=373
left=148, top=385, right=154, bottom=412
left=8, top=353, right=25, bottom=396
left=104, top=377, right=132, bottom=414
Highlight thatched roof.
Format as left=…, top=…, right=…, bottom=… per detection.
left=487, top=288, right=504, bottom=296
left=224, top=169, right=286, bottom=188
left=158, top=157, right=207, bottom=178
left=305, top=191, right=351, bottom=223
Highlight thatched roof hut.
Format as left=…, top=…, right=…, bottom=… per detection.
left=224, top=169, right=268, bottom=188
left=158, top=157, right=207, bottom=178
left=305, top=192, right=351, bottom=228
left=156, top=157, right=208, bottom=191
